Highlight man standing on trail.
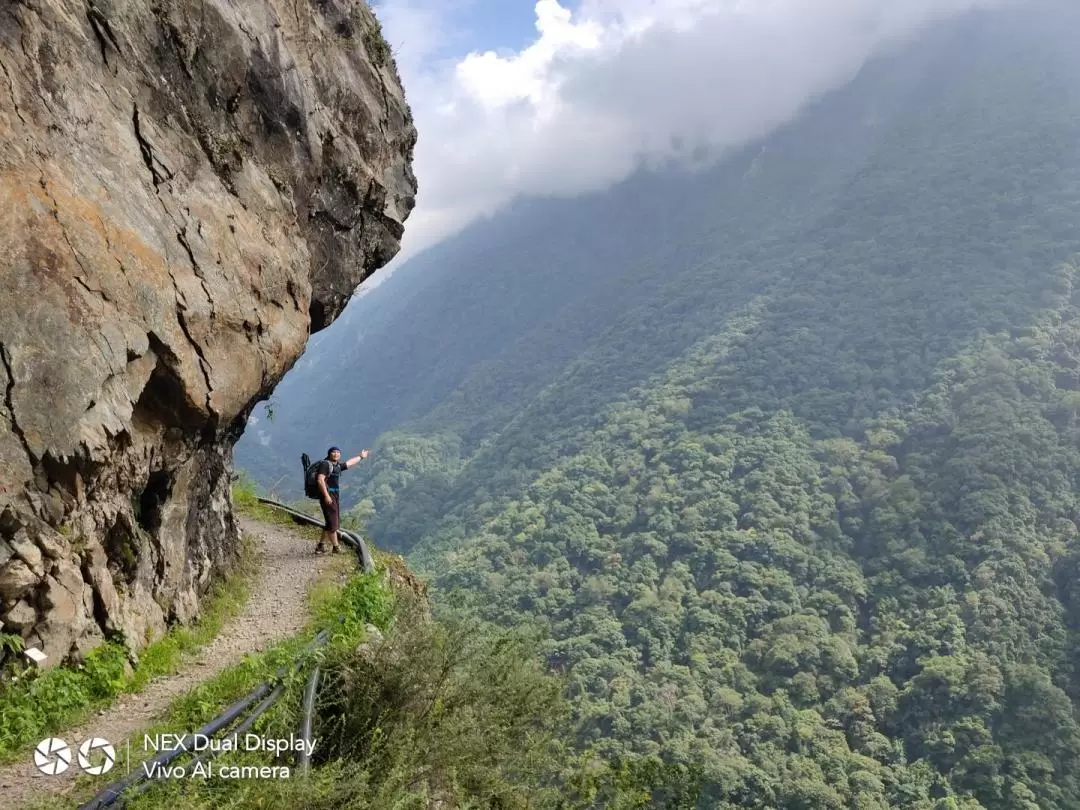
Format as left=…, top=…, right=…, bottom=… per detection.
left=315, top=446, right=369, bottom=554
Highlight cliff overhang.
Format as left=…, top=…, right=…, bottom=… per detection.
left=0, top=0, right=416, bottom=665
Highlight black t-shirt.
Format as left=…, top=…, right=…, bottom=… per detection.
left=316, top=460, right=348, bottom=493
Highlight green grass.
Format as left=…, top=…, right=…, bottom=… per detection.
left=231, top=471, right=333, bottom=542
left=108, top=606, right=573, bottom=810
left=232, top=472, right=315, bottom=528
left=160, top=568, right=393, bottom=734
left=10, top=476, right=401, bottom=809
left=30, top=564, right=398, bottom=810
left=0, top=534, right=259, bottom=764
left=40, top=565, right=577, bottom=810
left=15, top=504, right=589, bottom=810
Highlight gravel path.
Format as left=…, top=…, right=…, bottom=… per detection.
left=1, top=515, right=333, bottom=809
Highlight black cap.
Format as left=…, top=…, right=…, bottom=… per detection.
left=328, top=446, right=341, bottom=455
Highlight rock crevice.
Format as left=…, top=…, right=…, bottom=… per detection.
left=0, top=0, right=416, bottom=665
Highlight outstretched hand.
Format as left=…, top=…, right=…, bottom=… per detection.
left=345, top=449, right=371, bottom=468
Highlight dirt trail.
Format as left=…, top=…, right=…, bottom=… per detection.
left=1, top=515, right=334, bottom=809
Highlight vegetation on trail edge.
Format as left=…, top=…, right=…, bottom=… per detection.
left=77, top=593, right=670, bottom=810
left=0, top=532, right=258, bottom=764
left=0, top=474, right=325, bottom=765
left=35, top=480, right=667, bottom=810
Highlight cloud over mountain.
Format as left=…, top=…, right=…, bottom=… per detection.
left=375, top=0, right=1015, bottom=260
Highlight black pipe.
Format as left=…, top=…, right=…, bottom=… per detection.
left=114, top=681, right=291, bottom=808
left=83, top=495, right=372, bottom=807
left=78, top=684, right=272, bottom=809
left=81, top=630, right=329, bottom=809
left=341, top=529, right=375, bottom=572
left=255, top=496, right=375, bottom=573
left=298, top=666, right=321, bottom=775
left=234, top=682, right=288, bottom=735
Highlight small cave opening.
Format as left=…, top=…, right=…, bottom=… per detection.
left=104, top=515, right=140, bottom=583
left=309, top=299, right=327, bottom=333
left=137, top=470, right=173, bottom=535
left=133, top=334, right=208, bottom=431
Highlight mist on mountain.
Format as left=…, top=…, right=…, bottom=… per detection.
left=238, top=5, right=1080, bottom=806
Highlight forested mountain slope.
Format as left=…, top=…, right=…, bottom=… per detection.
left=237, top=0, right=975, bottom=488
left=238, top=4, right=1080, bottom=807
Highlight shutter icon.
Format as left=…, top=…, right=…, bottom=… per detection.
left=77, top=737, right=117, bottom=776
left=33, top=738, right=72, bottom=775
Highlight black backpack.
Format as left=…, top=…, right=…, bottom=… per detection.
left=301, top=453, right=324, bottom=499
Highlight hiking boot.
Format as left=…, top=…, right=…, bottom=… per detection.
left=315, top=542, right=326, bottom=555
left=331, top=544, right=341, bottom=554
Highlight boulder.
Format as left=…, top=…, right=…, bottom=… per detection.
left=0, top=559, right=41, bottom=602
left=2, top=599, right=38, bottom=632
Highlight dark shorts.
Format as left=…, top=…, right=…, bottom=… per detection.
left=320, top=493, right=340, bottom=532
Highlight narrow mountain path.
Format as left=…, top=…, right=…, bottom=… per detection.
left=1, top=515, right=334, bottom=809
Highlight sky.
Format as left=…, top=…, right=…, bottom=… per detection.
left=367, top=0, right=1015, bottom=275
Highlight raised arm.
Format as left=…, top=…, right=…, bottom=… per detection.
left=344, top=449, right=370, bottom=469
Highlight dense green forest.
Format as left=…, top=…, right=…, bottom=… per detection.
left=239, top=5, right=1080, bottom=807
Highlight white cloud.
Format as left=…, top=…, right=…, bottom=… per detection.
left=374, top=0, right=1015, bottom=263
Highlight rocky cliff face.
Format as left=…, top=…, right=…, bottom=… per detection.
left=0, top=0, right=416, bottom=665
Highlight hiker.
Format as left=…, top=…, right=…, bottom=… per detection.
left=314, top=446, right=369, bottom=554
